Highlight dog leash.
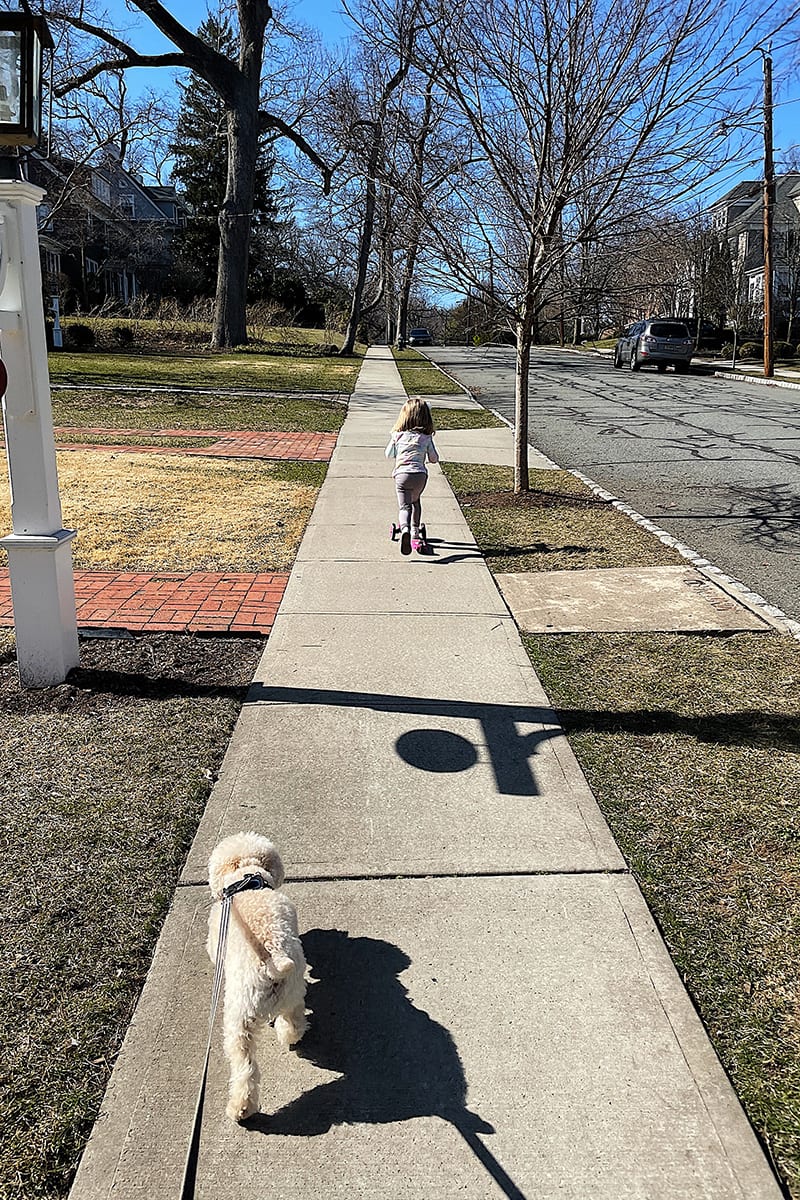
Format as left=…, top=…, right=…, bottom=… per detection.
left=179, top=873, right=273, bottom=1200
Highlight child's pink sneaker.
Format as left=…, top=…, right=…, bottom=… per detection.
left=411, top=537, right=423, bottom=552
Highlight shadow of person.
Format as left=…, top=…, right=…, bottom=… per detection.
left=250, top=928, right=493, bottom=1138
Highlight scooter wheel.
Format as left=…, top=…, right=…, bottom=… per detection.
left=390, top=523, right=398, bottom=540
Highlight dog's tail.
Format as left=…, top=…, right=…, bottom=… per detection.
left=267, top=950, right=296, bottom=980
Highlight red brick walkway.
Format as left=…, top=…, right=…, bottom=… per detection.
left=0, top=569, right=289, bottom=635
left=50, top=427, right=337, bottom=461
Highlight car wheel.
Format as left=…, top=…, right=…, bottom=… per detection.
left=657, top=363, right=667, bottom=373
left=613, top=348, right=623, bottom=368
left=675, top=363, right=690, bottom=374
left=630, top=347, right=640, bottom=372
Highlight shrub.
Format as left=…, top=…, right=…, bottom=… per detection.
left=720, top=343, right=735, bottom=358
left=65, top=322, right=96, bottom=350
left=774, top=340, right=795, bottom=359
left=737, top=341, right=762, bottom=360
left=112, top=324, right=135, bottom=347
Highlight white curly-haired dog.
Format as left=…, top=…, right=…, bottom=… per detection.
left=207, top=831, right=308, bottom=1122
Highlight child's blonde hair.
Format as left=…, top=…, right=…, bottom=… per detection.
left=393, top=397, right=435, bottom=435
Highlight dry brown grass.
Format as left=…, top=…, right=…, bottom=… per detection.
left=0, top=453, right=326, bottom=572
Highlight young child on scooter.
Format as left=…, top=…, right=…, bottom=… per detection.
left=385, top=398, right=440, bottom=555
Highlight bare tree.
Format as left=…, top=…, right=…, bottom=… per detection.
left=48, top=0, right=332, bottom=347
left=420, top=0, right=798, bottom=491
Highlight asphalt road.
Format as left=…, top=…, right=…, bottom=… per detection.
left=427, top=345, right=800, bottom=623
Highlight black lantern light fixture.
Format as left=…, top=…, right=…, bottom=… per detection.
left=0, top=7, right=52, bottom=149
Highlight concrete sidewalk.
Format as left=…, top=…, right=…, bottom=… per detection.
left=69, top=347, right=781, bottom=1200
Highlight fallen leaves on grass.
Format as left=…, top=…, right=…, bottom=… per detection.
left=0, top=630, right=264, bottom=1200
left=0, top=453, right=326, bottom=573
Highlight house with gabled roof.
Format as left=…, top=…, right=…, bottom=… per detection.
left=26, top=150, right=188, bottom=311
left=709, top=172, right=800, bottom=338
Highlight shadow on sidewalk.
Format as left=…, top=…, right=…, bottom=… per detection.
left=248, top=684, right=563, bottom=797
left=248, top=928, right=528, bottom=1200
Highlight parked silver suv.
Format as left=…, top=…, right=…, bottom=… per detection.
left=614, top=319, right=694, bottom=373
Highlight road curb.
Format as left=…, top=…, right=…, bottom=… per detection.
left=713, top=370, right=800, bottom=391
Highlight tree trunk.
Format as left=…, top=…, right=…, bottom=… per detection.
left=212, top=97, right=259, bottom=348
left=340, top=171, right=379, bottom=355
left=396, top=234, right=420, bottom=347
left=514, top=313, right=532, bottom=493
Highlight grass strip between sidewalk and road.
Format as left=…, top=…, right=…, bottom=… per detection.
left=430, top=406, right=505, bottom=430
left=445, top=458, right=800, bottom=1198
left=442, top=462, right=684, bottom=571
left=0, top=632, right=265, bottom=1200
left=392, top=347, right=463, bottom=395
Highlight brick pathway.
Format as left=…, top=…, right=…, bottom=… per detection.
left=50, top=427, right=338, bottom=461
left=0, top=569, right=289, bottom=635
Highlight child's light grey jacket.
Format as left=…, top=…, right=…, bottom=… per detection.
left=385, top=430, right=440, bottom=476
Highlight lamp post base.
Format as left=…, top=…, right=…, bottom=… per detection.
left=0, top=529, right=79, bottom=686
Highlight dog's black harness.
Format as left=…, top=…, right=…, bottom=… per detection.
left=223, top=871, right=274, bottom=898
left=179, top=871, right=274, bottom=1199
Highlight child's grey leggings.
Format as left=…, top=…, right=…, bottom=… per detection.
left=395, top=471, right=427, bottom=532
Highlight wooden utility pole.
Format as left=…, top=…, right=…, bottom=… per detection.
left=763, top=52, right=775, bottom=378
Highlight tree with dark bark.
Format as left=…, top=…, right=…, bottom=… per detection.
left=48, top=0, right=332, bottom=347
left=170, top=14, right=293, bottom=306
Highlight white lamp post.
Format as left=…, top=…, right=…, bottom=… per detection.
left=0, top=10, right=79, bottom=687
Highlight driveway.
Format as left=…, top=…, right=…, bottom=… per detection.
left=427, top=345, right=800, bottom=623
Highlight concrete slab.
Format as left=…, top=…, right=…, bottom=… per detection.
left=311, top=474, right=453, bottom=501
left=255, top=612, right=545, bottom=703
left=296, top=523, right=480, bottom=562
left=69, top=876, right=781, bottom=1200
left=309, top=491, right=466, bottom=528
left=278, top=560, right=508, bottom=616
left=496, top=565, right=770, bottom=633
left=184, top=700, right=621, bottom=877
left=434, top=428, right=558, bottom=469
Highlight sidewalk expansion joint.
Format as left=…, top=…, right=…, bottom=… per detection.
left=178, top=867, right=631, bottom=888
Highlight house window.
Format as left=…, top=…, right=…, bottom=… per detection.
left=118, top=193, right=136, bottom=218
left=738, top=232, right=748, bottom=259
left=85, top=257, right=99, bottom=275
left=91, top=174, right=111, bottom=205
left=748, top=274, right=764, bottom=303
left=45, top=250, right=61, bottom=276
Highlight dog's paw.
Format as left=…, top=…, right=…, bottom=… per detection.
left=227, top=1096, right=258, bottom=1123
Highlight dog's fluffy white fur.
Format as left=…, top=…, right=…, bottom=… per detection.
left=207, top=831, right=308, bottom=1122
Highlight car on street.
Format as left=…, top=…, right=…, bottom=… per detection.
left=407, top=326, right=433, bottom=346
left=614, top=319, right=694, bottom=373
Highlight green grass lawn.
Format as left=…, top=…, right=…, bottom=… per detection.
left=392, top=347, right=463, bottom=395
left=49, top=350, right=361, bottom=394
left=50, top=388, right=347, bottom=433
left=430, top=407, right=505, bottom=430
